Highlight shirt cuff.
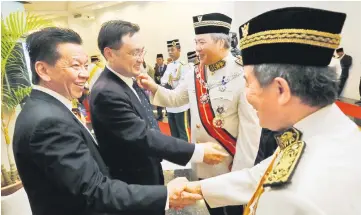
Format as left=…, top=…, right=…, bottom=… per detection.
left=165, top=187, right=170, bottom=210
left=189, top=144, right=204, bottom=163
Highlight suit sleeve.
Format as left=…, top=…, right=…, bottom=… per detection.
left=201, top=156, right=273, bottom=208
left=29, top=119, right=167, bottom=213
left=150, top=71, right=191, bottom=107
left=92, top=90, right=195, bottom=166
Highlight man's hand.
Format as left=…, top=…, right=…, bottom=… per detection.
left=184, top=181, right=202, bottom=195
left=167, top=177, right=203, bottom=210
left=200, top=142, right=229, bottom=165
left=136, top=73, right=159, bottom=94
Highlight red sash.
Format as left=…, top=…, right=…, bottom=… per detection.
left=194, top=64, right=236, bottom=156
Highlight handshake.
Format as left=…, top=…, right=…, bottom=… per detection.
left=166, top=177, right=202, bottom=210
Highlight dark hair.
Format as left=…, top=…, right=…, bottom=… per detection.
left=26, top=27, right=82, bottom=85
left=91, top=55, right=99, bottom=63
left=98, top=20, right=140, bottom=57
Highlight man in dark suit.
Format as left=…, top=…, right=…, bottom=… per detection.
left=336, top=48, right=353, bottom=96
left=154, top=54, right=167, bottom=120
left=13, top=27, right=202, bottom=215
left=90, top=20, right=228, bottom=215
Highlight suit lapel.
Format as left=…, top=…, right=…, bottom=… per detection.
left=104, top=69, right=149, bottom=121
left=30, top=90, right=99, bottom=148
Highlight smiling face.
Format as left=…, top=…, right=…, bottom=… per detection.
left=243, top=65, right=293, bottom=131
left=104, top=33, right=145, bottom=77
left=36, top=43, right=89, bottom=100
left=195, top=34, right=224, bottom=65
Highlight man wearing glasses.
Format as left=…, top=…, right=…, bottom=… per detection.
left=89, top=20, right=228, bottom=215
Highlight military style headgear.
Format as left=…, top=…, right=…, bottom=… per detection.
left=238, top=7, right=346, bottom=66
left=193, top=13, right=232, bottom=35
left=167, top=39, right=180, bottom=48
left=187, top=51, right=197, bottom=61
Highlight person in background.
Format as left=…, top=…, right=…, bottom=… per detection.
left=160, top=39, right=191, bottom=142
left=88, top=55, right=104, bottom=89
left=141, top=60, right=155, bottom=80
left=187, top=51, right=199, bottom=68
left=154, top=54, right=167, bottom=120
left=229, top=32, right=242, bottom=58
left=335, top=47, right=352, bottom=96
left=329, top=54, right=342, bottom=80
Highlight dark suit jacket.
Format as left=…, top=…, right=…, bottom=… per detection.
left=254, top=128, right=278, bottom=165
left=13, top=90, right=167, bottom=215
left=89, top=68, right=194, bottom=188
left=338, top=54, right=353, bottom=95
left=154, top=64, right=167, bottom=85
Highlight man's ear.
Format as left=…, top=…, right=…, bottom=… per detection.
left=103, top=47, right=113, bottom=62
left=274, top=77, right=291, bottom=105
left=35, top=61, right=51, bottom=82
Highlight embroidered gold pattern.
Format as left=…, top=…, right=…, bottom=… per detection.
left=208, top=60, right=226, bottom=73
left=239, top=28, right=341, bottom=50
left=197, top=16, right=203, bottom=22
left=194, top=20, right=231, bottom=29
left=244, top=127, right=306, bottom=215
left=241, top=23, right=249, bottom=37
left=171, top=41, right=177, bottom=47
left=263, top=127, right=306, bottom=187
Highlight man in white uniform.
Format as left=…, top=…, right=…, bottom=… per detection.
left=183, top=7, right=361, bottom=215
left=161, top=39, right=191, bottom=141
left=139, top=13, right=261, bottom=215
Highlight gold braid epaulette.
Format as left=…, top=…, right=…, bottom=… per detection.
left=240, top=28, right=341, bottom=50
left=263, top=127, right=306, bottom=187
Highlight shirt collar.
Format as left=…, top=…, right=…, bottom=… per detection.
left=106, top=65, right=134, bottom=88
left=293, top=104, right=339, bottom=140
left=33, top=85, right=72, bottom=110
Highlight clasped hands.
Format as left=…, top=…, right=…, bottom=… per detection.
left=167, top=177, right=203, bottom=210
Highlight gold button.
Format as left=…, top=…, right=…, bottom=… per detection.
left=196, top=124, right=201, bottom=128
left=196, top=141, right=200, bottom=144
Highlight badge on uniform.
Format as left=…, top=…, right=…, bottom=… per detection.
left=218, top=76, right=227, bottom=92
left=200, top=93, right=210, bottom=104
left=212, top=104, right=226, bottom=128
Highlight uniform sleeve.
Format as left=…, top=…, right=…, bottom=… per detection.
left=150, top=71, right=191, bottom=108
left=233, top=89, right=262, bottom=170
left=200, top=156, right=272, bottom=208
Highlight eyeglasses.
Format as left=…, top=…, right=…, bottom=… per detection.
left=128, top=48, right=147, bottom=59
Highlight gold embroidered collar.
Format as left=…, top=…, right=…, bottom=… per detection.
left=208, top=60, right=226, bottom=73
left=263, top=127, right=306, bottom=187
left=274, top=127, right=302, bottom=150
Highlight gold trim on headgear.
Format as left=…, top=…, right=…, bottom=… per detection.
left=239, top=28, right=341, bottom=50
left=194, top=20, right=231, bottom=30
